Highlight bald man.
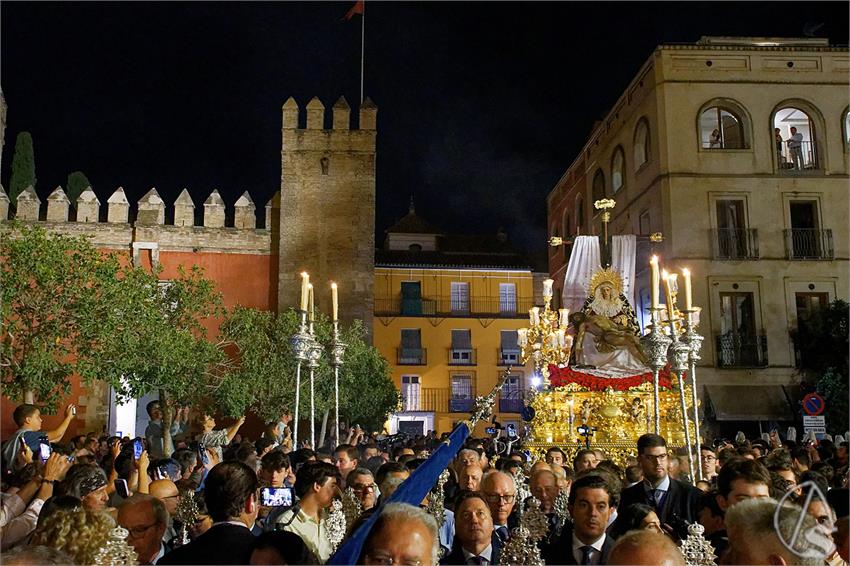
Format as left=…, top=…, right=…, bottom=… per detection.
left=149, top=479, right=180, bottom=545
left=608, top=530, right=685, bottom=565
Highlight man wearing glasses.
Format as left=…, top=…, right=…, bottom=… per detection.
left=118, top=494, right=170, bottom=565
left=619, top=434, right=700, bottom=538
left=479, top=472, right=517, bottom=544
left=699, top=445, right=718, bottom=484
left=348, top=468, right=378, bottom=511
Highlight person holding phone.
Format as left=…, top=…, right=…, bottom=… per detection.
left=197, top=413, right=246, bottom=462
left=145, top=402, right=189, bottom=460
left=2, top=403, right=76, bottom=471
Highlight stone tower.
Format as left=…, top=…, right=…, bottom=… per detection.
left=278, top=96, right=377, bottom=334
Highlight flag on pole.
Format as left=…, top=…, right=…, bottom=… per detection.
left=344, top=0, right=364, bottom=20
left=327, top=422, right=471, bottom=564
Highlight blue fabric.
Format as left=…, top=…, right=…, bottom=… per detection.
left=327, top=423, right=471, bottom=565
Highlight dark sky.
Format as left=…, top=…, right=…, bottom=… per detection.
left=2, top=2, right=847, bottom=253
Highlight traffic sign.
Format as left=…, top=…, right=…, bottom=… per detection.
left=802, top=393, right=826, bottom=416
left=803, top=415, right=826, bottom=431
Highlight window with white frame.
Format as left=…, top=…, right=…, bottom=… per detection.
left=499, top=283, right=517, bottom=314
left=401, top=375, right=421, bottom=411
left=500, top=330, right=520, bottom=364
left=699, top=106, right=745, bottom=149
left=450, top=282, right=469, bottom=314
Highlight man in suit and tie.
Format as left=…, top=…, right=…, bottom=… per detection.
left=158, top=461, right=258, bottom=565
left=441, top=491, right=502, bottom=565
left=618, top=434, right=701, bottom=540
left=480, top=471, right=517, bottom=545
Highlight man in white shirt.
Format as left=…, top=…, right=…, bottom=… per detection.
left=275, top=461, right=340, bottom=563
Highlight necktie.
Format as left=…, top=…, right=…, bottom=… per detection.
left=467, top=556, right=485, bottom=565
left=495, top=526, right=509, bottom=544
left=580, top=545, right=595, bottom=565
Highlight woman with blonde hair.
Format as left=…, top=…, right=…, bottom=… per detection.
left=30, top=506, right=117, bottom=565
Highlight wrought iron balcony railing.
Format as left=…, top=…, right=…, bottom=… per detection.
left=449, top=398, right=474, bottom=413
left=715, top=333, right=768, bottom=368
left=499, top=396, right=524, bottom=414
left=712, top=228, right=759, bottom=260
left=448, top=348, right=477, bottom=365
left=396, top=347, right=427, bottom=365
left=375, top=295, right=534, bottom=318
left=497, top=348, right=521, bottom=366
left=783, top=229, right=834, bottom=260
left=776, top=141, right=820, bottom=172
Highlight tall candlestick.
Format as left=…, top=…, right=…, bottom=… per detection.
left=664, top=274, right=677, bottom=322
left=559, top=308, right=570, bottom=328
left=555, top=328, right=566, bottom=348
left=650, top=256, right=660, bottom=310
left=542, top=279, right=554, bottom=299
left=517, top=328, right=528, bottom=347
left=331, top=282, right=339, bottom=322
left=529, top=307, right=540, bottom=326
left=308, top=284, right=314, bottom=322
left=682, top=268, right=692, bottom=312
left=300, top=272, right=310, bottom=312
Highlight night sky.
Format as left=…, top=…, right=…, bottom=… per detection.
left=2, top=2, right=847, bottom=253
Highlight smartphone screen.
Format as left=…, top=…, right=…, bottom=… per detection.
left=133, top=439, right=143, bottom=460
left=38, top=437, right=51, bottom=463
left=198, top=442, right=209, bottom=466
left=114, top=479, right=130, bottom=499
left=260, top=487, right=293, bottom=507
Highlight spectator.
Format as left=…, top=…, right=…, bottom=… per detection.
left=2, top=545, right=74, bottom=565
left=480, top=471, right=517, bottom=543
left=118, top=494, right=169, bottom=564
left=699, top=445, right=718, bottom=482
left=544, top=473, right=616, bottom=564
left=251, top=530, right=317, bottom=565
left=716, top=458, right=771, bottom=511
left=30, top=506, right=116, bottom=564
left=158, top=461, right=259, bottom=565
left=260, top=451, right=292, bottom=488
left=145, top=402, right=189, bottom=460
left=529, top=469, right=558, bottom=514
left=442, top=491, right=499, bottom=565
left=787, top=126, right=804, bottom=170
left=608, top=530, right=685, bottom=565
left=360, top=503, right=439, bottom=566
left=347, top=468, right=378, bottom=511
left=375, top=462, right=410, bottom=502
left=333, top=444, right=360, bottom=487
left=63, top=462, right=111, bottom=513
left=574, top=449, right=598, bottom=472
left=455, top=448, right=481, bottom=470
left=2, top=404, right=76, bottom=471
left=458, top=464, right=483, bottom=492
left=624, top=465, right=643, bottom=488
left=198, top=413, right=246, bottom=462
left=608, top=502, right=662, bottom=540
left=545, top=446, right=567, bottom=466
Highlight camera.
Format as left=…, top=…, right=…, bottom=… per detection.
left=506, top=424, right=518, bottom=439
left=133, top=438, right=144, bottom=460
left=485, top=426, right=497, bottom=435
left=577, top=424, right=596, bottom=436
left=38, top=436, right=51, bottom=464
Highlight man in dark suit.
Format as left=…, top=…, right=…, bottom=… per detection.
left=159, top=461, right=258, bottom=565
left=618, top=434, right=701, bottom=540
left=441, top=491, right=502, bottom=565
left=480, top=471, right=518, bottom=545
left=543, top=474, right=617, bottom=565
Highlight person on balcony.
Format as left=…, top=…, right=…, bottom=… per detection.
left=787, top=126, right=805, bottom=170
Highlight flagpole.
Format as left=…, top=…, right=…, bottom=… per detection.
left=360, top=3, right=365, bottom=104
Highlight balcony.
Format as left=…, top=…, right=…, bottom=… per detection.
left=712, top=228, right=759, bottom=260
left=783, top=229, right=834, bottom=260
left=499, top=395, right=524, bottom=414
left=715, top=333, right=768, bottom=368
left=498, top=348, right=521, bottom=366
left=397, top=348, right=427, bottom=365
left=448, top=348, right=477, bottom=366
left=776, top=141, right=820, bottom=173
left=375, top=295, right=534, bottom=318
left=449, top=397, right=474, bottom=413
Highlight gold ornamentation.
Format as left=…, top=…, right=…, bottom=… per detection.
left=593, top=198, right=616, bottom=211
left=588, top=268, right=624, bottom=297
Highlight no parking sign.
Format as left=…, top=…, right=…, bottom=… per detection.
left=802, top=393, right=826, bottom=416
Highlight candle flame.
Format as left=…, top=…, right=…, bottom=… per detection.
left=682, top=268, right=690, bottom=276
left=331, top=282, right=337, bottom=289
left=661, top=269, right=669, bottom=278
left=307, top=283, right=313, bottom=290
left=650, top=255, right=658, bottom=263
left=301, top=271, right=309, bottom=278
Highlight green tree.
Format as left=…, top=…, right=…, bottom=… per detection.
left=9, top=132, right=36, bottom=205
left=1, top=223, right=124, bottom=408
left=220, top=306, right=398, bottom=437
left=793, top=299, right=849, bottom=434
left=65, top=171, right=92, bottom=206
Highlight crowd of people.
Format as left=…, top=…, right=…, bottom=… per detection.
left=1, top=399, right=848, bottom=565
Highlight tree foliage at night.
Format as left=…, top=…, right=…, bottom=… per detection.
left=65, top=171, right=92, bottom=206
left=9, top=132, right=36, bottom=204
left=220, top=306, right=399, bottom=431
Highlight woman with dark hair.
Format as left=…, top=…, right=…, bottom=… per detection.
left=609, top=502, right=663, bottom=541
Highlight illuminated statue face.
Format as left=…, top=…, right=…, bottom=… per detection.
left=599, top=285, right=613, bottom=300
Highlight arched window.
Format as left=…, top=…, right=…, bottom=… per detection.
left=611, top=147, right=625, bottom=193
left=592, top=170, right=605, bottom=202
left=699, top=106, right=745, bottom=149
left=562, top=208, right=572, bottom=238
left=773, top=105, right=819, bottom=170
left=633, top=119, right=650, bottom=169
left=576, top=195, right=585, bottom=234
left=843, top=108, right=850, bottom=150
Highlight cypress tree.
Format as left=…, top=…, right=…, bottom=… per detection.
left=9, top=132, right=36, bottom=204
left=66, top=171, right=92, bottom=205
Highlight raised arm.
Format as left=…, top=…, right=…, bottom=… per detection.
left=224, top=416, right=247, bottom=444
left=45, top=405, right=75, bottom=443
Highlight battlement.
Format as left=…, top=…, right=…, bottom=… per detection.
left=281, top=95, right=377, bottom=131
left=0, top=184, right=277, bottom=230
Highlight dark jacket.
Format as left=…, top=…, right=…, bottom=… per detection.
left=440, top=532, right=503, bottom=565
left=542, top=524, right=615, bottom=565
left=618, top=476, right=701, bottom=527
left=158, top=523, right=255, bottom=565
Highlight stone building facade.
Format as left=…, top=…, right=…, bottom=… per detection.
left=547, top=37, right=849, bottom=434
left=0, top=95, right=377, bottom=437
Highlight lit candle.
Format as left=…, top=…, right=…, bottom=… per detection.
left=517, top=328, right=528, bottom=347
left=559, top=308, right=569, bottom=328
left=331, top=282, right=339, bottom=322
left=300, top=272, right=310, bottom=312
left=308, top=283, right=314, bottom=322
left=529, top=307, right=540, bottom=326
left=650, top=256, right=660, bottom=310
left=664, top=273, right=677, bottom=322
left=542, top=279, right=554, bottom=299
left=555, top=328, right=566, bottom=348
left=682, top=268, right=692, bottom=312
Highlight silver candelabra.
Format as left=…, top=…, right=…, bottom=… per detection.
left=329, top=321, right=347, bottom=448
left=290, top=311, right=312, bottom=449
left=639, top=307, right=706, bottom=481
